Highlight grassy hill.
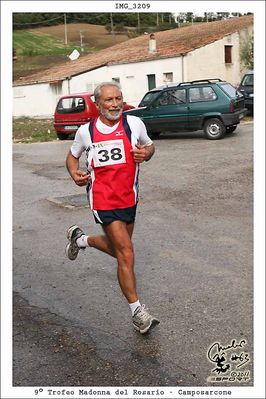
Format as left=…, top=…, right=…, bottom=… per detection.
left=13, top=30, right=76, bottom=56
left=32, top=23, right=130, bottom=48
left=13, top=24, right=130, bottom=80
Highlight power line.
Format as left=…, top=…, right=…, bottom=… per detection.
left=13, top=15, right=63, bottom=26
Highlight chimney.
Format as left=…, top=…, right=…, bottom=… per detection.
left=148, top=33, right=157, bottom=53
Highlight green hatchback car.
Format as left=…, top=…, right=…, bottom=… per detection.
left=124, top=79, right=247, bottom=140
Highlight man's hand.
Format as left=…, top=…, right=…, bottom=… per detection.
left=131, top=144, right=155, bottom=163
left=66, top=151, right=90, bottom=186
left=72, top=170, right=91, bottom=186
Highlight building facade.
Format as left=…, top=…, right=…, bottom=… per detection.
left=13, top=17, right=253, bottom=117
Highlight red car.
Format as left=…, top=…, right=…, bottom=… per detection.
left=54, top=93, right=134, bottom=140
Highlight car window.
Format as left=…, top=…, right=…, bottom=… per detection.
left=241, top=74, right=253, bottom=86
left=219, top=83, right=240, bottom=98
left=189, top=87, right=217, bottom=103
left=154, top=89, right=186, bottom=106
left=169, top=89, right=186, bottom=103
left=57, top=97, right=86, bottom=114
left=138, top=91, right=160, bottom=107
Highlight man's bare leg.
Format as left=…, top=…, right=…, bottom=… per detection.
left=102, top=221, right=137, bottom=303
left=66, top=222, right=159, bottom=332
left=87, top=223, right=134, bottom=259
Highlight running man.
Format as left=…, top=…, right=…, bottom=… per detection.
left=65, top=82, right=159, bottom=334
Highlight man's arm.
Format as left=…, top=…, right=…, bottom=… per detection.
left=66, top=150, right=90, bottom=186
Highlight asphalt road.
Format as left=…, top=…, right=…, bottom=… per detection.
left=12, top=123, right=253, bottom=388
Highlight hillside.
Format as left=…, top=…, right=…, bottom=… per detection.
left=13, top=24, right=130, bottom=80
left=32, top=23, right=130, bottom=48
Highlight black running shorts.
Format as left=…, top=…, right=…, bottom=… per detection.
left=92, top=205, right=137, bottom=225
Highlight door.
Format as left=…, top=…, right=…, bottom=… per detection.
left=187, top=86, right=219, bottom=129
left=141, top=88, right=189, bottom=132
left=147, top=74, right=156, bottom=90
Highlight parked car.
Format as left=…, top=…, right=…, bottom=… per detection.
left=54, top=93, right=134, bottom=140
left=237, top=70, right=253, bottom=115
left=124, top=79, right=247, bottom=140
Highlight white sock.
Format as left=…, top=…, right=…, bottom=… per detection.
left=76, top=235, right=90, bottom=248
left=129, top=300, right=141, bottom=316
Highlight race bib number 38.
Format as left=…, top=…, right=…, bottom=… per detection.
left=93, top=139, right=126, bottom=168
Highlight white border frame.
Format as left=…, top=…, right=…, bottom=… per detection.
left=1, top=1, right=265, bottom=398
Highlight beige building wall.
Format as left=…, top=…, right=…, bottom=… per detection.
left=184, top=27, right=253, bottom=86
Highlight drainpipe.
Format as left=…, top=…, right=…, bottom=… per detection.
left=181, top=53, right=185, bottom=82
left=67, top=77, right=71, bottom=94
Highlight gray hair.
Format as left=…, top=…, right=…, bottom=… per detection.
left=94, top=81, right=122, bottom=102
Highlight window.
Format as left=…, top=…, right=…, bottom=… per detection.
left=138, top=91, right=161, bottom=107
left=163, top=72, right=173, bottom=83
left=14, top=87, right=25, bottom=98
left=154, top=89, right=186, bottom=106
left=219, top=83, right=239, bottom=98
left=224, top=45, right=232, bottom=63
left=147, top=74, right=156, bottom=90
left=49, top=81, right=63, bottom=95
left=241, top=74, right=253, bottom=86
left=56, top=97, right=85, bottom=114
left=170, top=89, right=186, bottom=103
left=189, top=87, right=217, bottom=103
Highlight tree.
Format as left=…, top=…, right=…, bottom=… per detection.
left=13, top=12, right=177, bottom=30
left=186, top=12, right=194, bottom=23
left=216, top=12, right=230, bottom=20
left=240, top=34, right=254, bottom=70
left=204, top=12, right=217, bottom=22
left=176, top=13, right=187, bottom=23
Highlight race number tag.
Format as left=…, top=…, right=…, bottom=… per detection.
left=93, top=139, right=126, bottom=168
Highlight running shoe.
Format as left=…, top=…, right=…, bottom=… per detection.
left=65, top=225, right=85, bottom=261
left=132, top=304, right=160, bottom=334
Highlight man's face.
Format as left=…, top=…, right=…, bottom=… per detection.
left=96, top=85, right=123, bottom=121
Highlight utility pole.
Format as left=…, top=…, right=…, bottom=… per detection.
left=110, top=13, right=114, bottom=38
left=64, top=13, right=68, bottom=45
left=80, top=30, right=84, bottom=52
left=177, top=14, right=180, bottom=28
left=137, top=13, right=140, bottom=31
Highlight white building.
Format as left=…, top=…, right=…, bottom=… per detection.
left=13, top=15, right=253, bottom=118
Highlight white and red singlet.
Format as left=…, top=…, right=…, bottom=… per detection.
left=88, top=115, right=138, bottom=210
left=70, top=114, right=153, bottom=211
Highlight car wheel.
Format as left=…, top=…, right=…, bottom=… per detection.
left=57, top=132, right=68, bottom=140
left=226, top=125, right=237, bottom=134
left=203, top=118, right=226, bottom=140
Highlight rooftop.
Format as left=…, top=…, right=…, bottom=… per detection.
left=14, top=15, right=253, bottom=86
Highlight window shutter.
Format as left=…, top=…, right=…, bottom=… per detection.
left=224, top=46, right=232, bottom=64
